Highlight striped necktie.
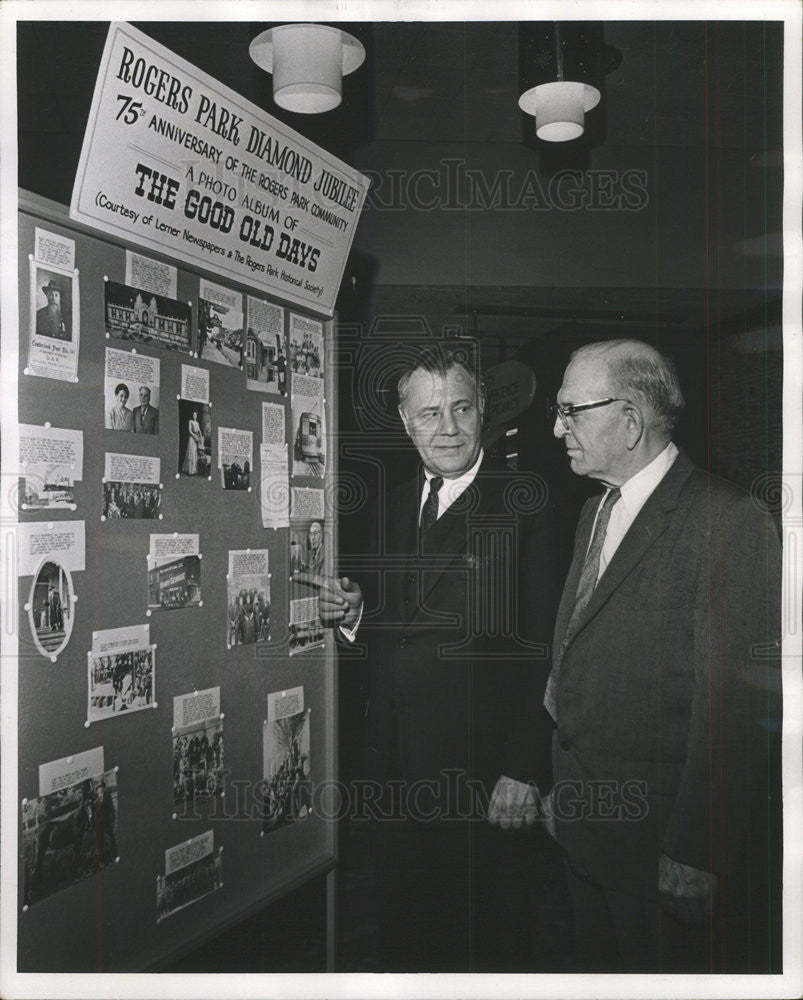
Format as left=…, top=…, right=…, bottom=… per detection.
left=544, top=487, right=621, bottom=720
left=420, top=476, right=444, bottom=533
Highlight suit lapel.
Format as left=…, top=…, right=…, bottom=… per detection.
left=416, top=481, right=475, bottom=608
left=397, top=469, right=496, bottom=621
left=559, top=451, right=696, bottom=653
left=386, top=478, right=420, bottom=620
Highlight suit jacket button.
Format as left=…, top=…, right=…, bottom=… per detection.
left=399, top=637, right=408, bottom=649
left=559, top=738, right=571, bottom=751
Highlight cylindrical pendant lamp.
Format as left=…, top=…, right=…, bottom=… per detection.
left=518, top=23, right=603, bottom=142
left=249, top=23, right=366, bottom=114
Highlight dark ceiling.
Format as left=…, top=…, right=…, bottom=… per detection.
left=17, top=19, right=783, bottom=205
left=15, top=19, right=785, bottom=344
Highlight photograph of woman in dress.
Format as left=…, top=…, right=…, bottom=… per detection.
left=178, top=400, right=212, bottom=477
left=106, top=383, right=133, bottom=432
left=182, top=410, right=202, bottom=475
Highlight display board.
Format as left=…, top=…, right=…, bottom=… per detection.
left=15, top=191, right=338, bottom=972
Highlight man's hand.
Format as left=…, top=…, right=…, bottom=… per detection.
left=487, top=776, right=540, bottom=830
left=292, top=572, right=363, bottom=630
left=658, top=853, right=719, bottom=924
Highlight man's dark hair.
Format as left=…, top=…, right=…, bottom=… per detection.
left=397, top=343, right=483, bottom=411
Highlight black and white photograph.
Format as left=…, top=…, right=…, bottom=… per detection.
left=32, top=266, right=72, bottom=342
left=105, top=277, right=192, bottom=353
left=19, top=470, right=74, bottom=511
left=246, top=295, right=286, bottom=394
left=87, top=646, right=155, bottom=723
left=27, top=560, right=73, bottom=659
left=288, top=313, right=323, bottom=379
left=21, top=769, right=119, bottom=907
left=26, top=258, right=80, bottom=382
left=198, top=278, right=243, bottom=367
left=157, top=836, right=223, bottom=924
left=102, top=481, right=161, bottom=519
left=262, top=689, right=311, bottom=834
left=18, top=422, right=83, bottom=510
left=226, top=549, right=270, bottom=647
left=291, top=376, right=326, bottom=479
left=104, top=347, right=160, bottom=434
left=178, top=400, right=212, bottom=478
left=147, top=533, right=202, bottom=610
left=102, top=452, right=162, bottom=519
left=288, top=519, right=326, bottom=655
left=218, top=427, right=253, bottom=490
left=172, top=715, right=224, bottom=807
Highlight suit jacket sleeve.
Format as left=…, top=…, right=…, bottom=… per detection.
left=661, top=493, right=782, bottom=875
left=504, top=488, right=574, bottom=790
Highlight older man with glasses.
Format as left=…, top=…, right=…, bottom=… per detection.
left=518, top=338, right=781, bottom=972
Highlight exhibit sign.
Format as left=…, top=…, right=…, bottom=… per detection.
left=71, top=22, right=370, bottom=317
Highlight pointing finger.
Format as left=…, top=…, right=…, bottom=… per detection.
left=291, top=572, right=326, bottom=589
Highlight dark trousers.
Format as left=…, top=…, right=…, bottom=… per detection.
left=564, top=861, right=717, bottom=973
left=354, top=816, right=568, bottom=972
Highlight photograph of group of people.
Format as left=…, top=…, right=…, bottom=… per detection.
left=288, top=328, right=322, bottom=378
left=226, top=589, right=270, bottom=647
left=156, top=850, right=223, bottom=924
left=87, top=648, right=154, bottom=722
left=102, top=481, right=161, bottom=519
left=172, top=718, right=224, bottom=807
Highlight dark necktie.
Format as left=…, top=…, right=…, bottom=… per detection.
left=544, top=487, right=621, bottom=720
left=420, top=476, right=444, bottom=533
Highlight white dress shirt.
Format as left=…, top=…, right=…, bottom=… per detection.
left=592, top=441, right=679, bottom=581
left=419, top=449, right=484, bottom=523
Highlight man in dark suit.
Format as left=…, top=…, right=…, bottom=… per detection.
left=36, top=277, right=68, bottom=339
left=132, top=386, right=159, bottom=434
left=536, top=339, right=781, bottom=972
left=295, top=344, right=567, bottom=970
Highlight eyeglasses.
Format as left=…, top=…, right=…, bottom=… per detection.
left=549, top=397, right=630, bottom=430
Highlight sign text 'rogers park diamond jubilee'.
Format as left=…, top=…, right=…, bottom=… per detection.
left=71, top=23, right=370, bottom=317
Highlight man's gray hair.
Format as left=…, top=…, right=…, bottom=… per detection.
left=397, top=343, right=483, bottom=411
left=571, top=339, right=685, bottom=432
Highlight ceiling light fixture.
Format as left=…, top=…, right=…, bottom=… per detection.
left=518, top=22, right=604, bottom=142
left=249, top=23, right=366, bottom=114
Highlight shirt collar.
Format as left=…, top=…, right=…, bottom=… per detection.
left=615, top=441, right=679, bottom=516
left=424, top=449, right=484, bottom=503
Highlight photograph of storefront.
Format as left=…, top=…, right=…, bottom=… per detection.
left=147, top=556, right=201, bottom=610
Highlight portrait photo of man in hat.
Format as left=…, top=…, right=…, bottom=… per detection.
left=35, top=273, right=70, bottom=340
